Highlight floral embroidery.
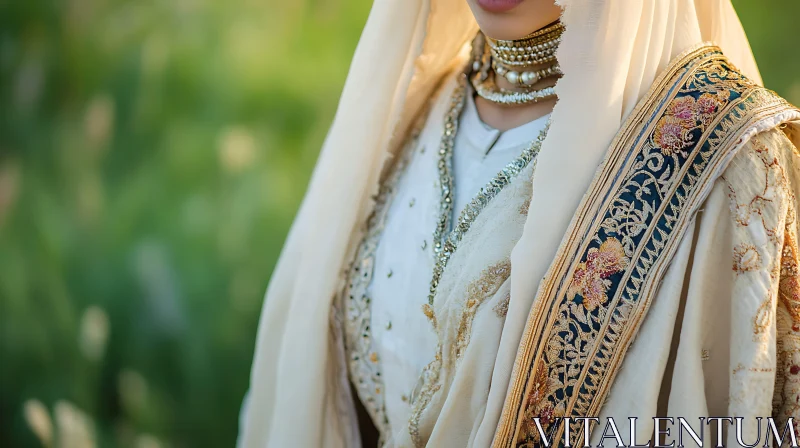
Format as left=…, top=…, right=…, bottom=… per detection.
left=723, top=137, right=789, bottom=244
left=733, top=243, right=762, bottom=274
left=653, top=115, right=692, bottom=155
left=567, top=238, right=629, bottom=310
left=653, top=90, right=730, bottom=156
left=697, top=92, right=728, bottom=124
left=519, top=363, right=563, bottom=442
left=668, top=95, right=697, bottom=122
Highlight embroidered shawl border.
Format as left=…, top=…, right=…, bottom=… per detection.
left=494, top=44, right=800, bottom=448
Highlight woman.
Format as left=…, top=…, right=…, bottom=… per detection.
left=239, top=0, right=800, bottom=447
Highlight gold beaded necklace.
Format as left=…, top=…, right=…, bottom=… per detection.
left=469, top=21, right=564, bottom=106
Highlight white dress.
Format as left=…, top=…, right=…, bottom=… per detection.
left=354, top=85, right=549, bottom=440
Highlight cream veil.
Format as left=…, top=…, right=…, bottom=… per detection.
left=239, top=1, right=761, bottom=446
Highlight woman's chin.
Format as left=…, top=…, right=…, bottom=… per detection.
left=470, top=18, right=539, bottom=41
left=467, top=0, right=561, bottom=41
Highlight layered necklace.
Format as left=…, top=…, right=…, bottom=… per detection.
left=469, top=21, right=564, bottom=106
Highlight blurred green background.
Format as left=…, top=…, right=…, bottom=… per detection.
left=0, top=1, right=798, bottom=447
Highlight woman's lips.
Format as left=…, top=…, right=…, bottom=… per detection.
left=476, top=0, right=525, bottom=13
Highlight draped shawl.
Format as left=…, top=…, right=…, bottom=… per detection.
left=238, top=2, right=799, bottom=447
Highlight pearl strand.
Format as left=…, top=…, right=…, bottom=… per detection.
left=493, top=61, right=562, bottom=87
left=471, top=73, right=557, bottom=106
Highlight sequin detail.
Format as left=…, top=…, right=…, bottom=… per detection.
left=428, top=76, right=548, bottom=310
left=340, top=130, right=422, bottom=440
left=410, top=76, right=548, bottom=447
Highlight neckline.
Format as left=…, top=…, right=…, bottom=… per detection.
left=460, top=85, right=551, bottom=152
left=426, top=76, right=549, bottom=308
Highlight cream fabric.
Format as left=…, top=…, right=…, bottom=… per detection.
left=238, top=1, right=773, bottom=447
left=363, top=85, right=549, bottom=439
left=586, top=128, right=800, bottom=447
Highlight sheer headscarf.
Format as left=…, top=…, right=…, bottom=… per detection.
left=239, top=1, right=760, bottom=446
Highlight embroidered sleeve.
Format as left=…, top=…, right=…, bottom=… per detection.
left=723, top=127, right=800, bottom=437
left=773, top=129, right=800, bottom=437
left=775, top=204, right=800, bottom=437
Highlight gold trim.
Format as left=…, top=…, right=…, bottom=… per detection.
left=339, top=113, right=427, bottom=441
left=495, top=44, right=718, bottom=446
left=493, top=43, right=800, bottom=447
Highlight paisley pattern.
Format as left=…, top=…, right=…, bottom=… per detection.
left=493, top=45, right=799, bottom=448
left=733, top=243, right=762, bottom=274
